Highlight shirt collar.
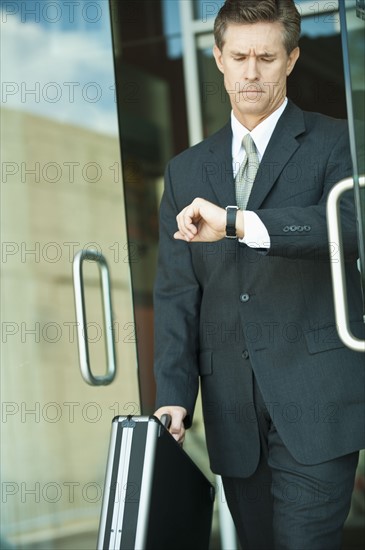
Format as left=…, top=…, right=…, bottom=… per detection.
left=231, top=98, right=288, bottom=160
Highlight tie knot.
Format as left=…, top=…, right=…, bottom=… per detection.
left=242, top=134, right=256, bottom=156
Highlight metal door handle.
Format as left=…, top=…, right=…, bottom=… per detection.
left=72, top=249, right=117, bottom=385
left=326, top=175, right=365, bottom=353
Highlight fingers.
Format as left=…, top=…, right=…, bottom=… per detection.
left=174, top=229, right=198, bottom=241
left=154, top=406, right=187, bottom=445
left=169, top=408, right=186, bottom=443
left=175, top=203, right=200, bottom=242
left=174, top=198, right=226, bottom=243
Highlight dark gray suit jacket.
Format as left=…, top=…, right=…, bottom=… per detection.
left=154, top=100, right=365, bottom=478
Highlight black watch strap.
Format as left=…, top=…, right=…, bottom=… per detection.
left=225, top=206, right=239, bottom=239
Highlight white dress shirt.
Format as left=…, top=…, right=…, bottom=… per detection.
left=232, top=98, right=288, bottom=248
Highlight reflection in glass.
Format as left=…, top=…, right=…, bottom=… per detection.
left=339, top=3, right=365, bottom=305
left=110, top=0, right=189, bottom=413
left=1, top=1, right=139, bottom=548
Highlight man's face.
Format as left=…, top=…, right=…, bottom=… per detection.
left=213, top=22, right=300, bottom=128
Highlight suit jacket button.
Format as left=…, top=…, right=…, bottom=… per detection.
left=240, top=293, right=250, bottom=303
left=290, top=225, right=297, bottom=232
left=242, top=350, right=249, bottom=360
left=283, top=226, right=290, bottom=232
left=304, top=225, right=311, bottom=231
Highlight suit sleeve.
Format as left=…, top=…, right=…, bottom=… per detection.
left=153, top=162, right=201, bottom=428
left=252, top=123, right=358, bottom=261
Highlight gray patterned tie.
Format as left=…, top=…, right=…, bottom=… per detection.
left=235, top=134, right=259, bottom=210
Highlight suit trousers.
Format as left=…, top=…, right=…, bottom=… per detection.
left=222, top=368, right=359, bottom=550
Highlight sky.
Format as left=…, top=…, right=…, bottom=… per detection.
left=0, top=0, right=120, bottom=136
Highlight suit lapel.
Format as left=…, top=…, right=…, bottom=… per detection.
left=247, top=101, right=306, bottom=210
left=203, top=123, right=236, bottom=207
left=203, top=101, right=307, bottom=210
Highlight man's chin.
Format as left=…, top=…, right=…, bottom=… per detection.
left=235, top=101, right=268, bottom=115
left=232, top=102, right=277, bottom=127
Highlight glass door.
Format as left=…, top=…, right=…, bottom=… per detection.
left=0, top=1, right=140, bottom=548
left=340, top=0, right=365, bottom=308
left=335, top=2, right=365, bottom=542
left=326, top=1, right=365, bottom=353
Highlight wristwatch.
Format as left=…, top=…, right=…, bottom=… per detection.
left=225, top=205, right=239, bottom=239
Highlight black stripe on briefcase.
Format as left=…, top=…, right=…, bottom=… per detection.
left=119, top=421, right=148, bottom=549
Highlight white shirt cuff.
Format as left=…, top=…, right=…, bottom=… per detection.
left=238, top=211, right=271, bottom=249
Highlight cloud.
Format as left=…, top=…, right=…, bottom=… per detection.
left=1, top=15, right=119, bottom=136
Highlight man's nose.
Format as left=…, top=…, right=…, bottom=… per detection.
left=245, top=56, right=259, bottom=80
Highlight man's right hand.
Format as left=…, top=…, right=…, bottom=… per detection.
left=154, top=406, right=187, bottom=445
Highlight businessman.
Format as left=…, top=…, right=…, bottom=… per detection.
left=154, top=1, right=365, bottom=548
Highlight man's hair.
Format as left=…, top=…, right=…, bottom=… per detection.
left=214, top=0, right=301, bottom=55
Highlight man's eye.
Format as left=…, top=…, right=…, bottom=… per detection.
left=262, top=58, right=274, bottom=62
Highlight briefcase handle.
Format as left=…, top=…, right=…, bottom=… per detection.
left=160, top=413, right=172, bottom=429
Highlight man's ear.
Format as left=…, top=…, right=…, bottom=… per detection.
left=213, top=44, right=224, bottom=74
left=286, top=47, right=300, bottom=76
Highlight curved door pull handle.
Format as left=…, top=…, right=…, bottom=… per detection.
left=326, top=175, right=365, bottom=353
left=72, top=249, right=117, bottom=385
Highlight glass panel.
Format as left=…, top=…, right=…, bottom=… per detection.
left=193, top=0, right=224, bottom=21
left=340, top=1, right=365, bottom=308
left=0, top=1, right=139, bottom=548
left=339, top=5, right=365, bottom=540
left=109, top=0, right=188, bottom=413
left=197, top=33, right=231, bottom=137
